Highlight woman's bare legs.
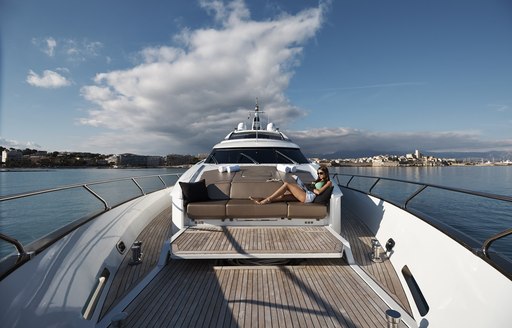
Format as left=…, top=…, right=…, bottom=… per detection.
left=256, top=182, right=306, bottom=204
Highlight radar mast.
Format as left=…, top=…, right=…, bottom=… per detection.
left=251, top=98, right=262, bottom=130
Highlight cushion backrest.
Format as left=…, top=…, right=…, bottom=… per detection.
left=200, top=169, right=236, bottom=200
left=229, top=166, right=287, bottom=199
left=207, top=183, right=231, bottom=200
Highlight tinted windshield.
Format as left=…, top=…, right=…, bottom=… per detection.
left=205, top=147, right=309, bottom=164
left=227, top=132, right=286, bottom=140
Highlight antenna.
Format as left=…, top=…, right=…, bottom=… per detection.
left=251, top=97, right=262, bottom=130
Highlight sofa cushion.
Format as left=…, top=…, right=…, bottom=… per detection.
left=287, top=202, right=327, bottom=218
left=226, top=199, right=288, bottom=218
left=180, top=179, right=210, bottom=202
left=187, top=200, right=228, bottom=219
left=230, top=181, right=283, bottom=199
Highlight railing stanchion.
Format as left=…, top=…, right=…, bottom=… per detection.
left=346, top=175, right=354, bottom=187
left=404, top=185, right=428, bottom=209
left=482, top=228, right=512, bottom=257
left=132, top=178, right=145, bottom=195
left=158, top=175, right=166, bottom=187
left=83, top=185, right=110, bottom=210
left=369, top=178, right=381, bottom=194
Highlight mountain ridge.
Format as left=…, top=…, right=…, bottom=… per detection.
left=306, top=149, right=512, bottom=160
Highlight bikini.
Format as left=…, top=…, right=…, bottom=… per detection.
left=304, top=180, right=325, bottom=203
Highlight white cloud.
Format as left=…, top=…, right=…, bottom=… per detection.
left=26, top=69, right=72, bottom=88
left=288, top=128, right=512, bottom=155
left=0, top=137, right=42, bottom=149
left=488, top=104, right=510, bottom=112
left=199, top=0, right=250, bottom=25
left=32, top=37, right=103, bottom=61
left=76, top=132, right=182, bottom=156
left=64, top=39, right=103, bottom=62
left=32, top=37, right=57, bottom=57
left=79, top=0, right=325, bottom=154
left=45, top=37, right=57, bottom=57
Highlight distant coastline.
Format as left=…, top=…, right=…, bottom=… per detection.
left=316, top=162, right=512, bottom=168
left=2, top=146, right=511, bottom=169
left=1, top=147, right=200, bottom=169
left=311, top=149, right=512, bottom=167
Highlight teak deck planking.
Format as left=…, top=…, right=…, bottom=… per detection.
left=119, top=258, right=408, bottom=328
left=172, top=226, right=343, bottom=257
left=101, top=204, right=413, bottom=327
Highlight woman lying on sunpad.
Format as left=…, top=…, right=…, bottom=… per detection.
left=251, top=166, right=332, bottom=204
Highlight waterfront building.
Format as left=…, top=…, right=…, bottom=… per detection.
left=117, top=153, right=164, bottom=167
left=1, top=149, right=23, bottom=164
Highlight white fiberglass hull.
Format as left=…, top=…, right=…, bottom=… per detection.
left=0, top=189, right=172, bottom=328
left=341, top=186, right=512, bottom=327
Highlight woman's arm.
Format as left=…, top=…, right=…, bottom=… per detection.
left=313, top=180, right=332, bottom=195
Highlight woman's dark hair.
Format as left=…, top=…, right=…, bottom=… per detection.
left=315, top=165, right=330, bottom=182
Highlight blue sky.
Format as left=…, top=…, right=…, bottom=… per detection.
left=1, top=0, right=511, bottom=156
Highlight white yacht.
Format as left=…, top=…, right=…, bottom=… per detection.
left=0, top=102, right=511, bottom=328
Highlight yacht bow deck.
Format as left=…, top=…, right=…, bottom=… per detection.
left=171, top=226, right=344, bottom=259
left=100, top=205, right=412, bottom=327
left=118, top=258, right=407, bottom=328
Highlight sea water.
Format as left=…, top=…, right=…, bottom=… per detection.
left=3, top=166, right=510, bottom=196
left=1, top=166, right=511, bottom=261
left=334, top=165, right=512, bottom=196
left=0, top=168, right=187, bottom=196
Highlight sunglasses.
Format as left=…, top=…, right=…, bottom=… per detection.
left=317, top=171, right=325, bottom=176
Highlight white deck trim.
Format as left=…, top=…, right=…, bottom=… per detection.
left=170, top=252, right=343, bottom=260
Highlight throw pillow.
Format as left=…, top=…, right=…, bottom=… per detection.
left=313, top=186, right=333, bottom=204
left=179, top=179, right=210, bottom=202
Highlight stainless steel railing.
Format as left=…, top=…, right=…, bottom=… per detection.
left=0, top=173, right=181, bottom=280
left=332, top=173, right=512, bottom=277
